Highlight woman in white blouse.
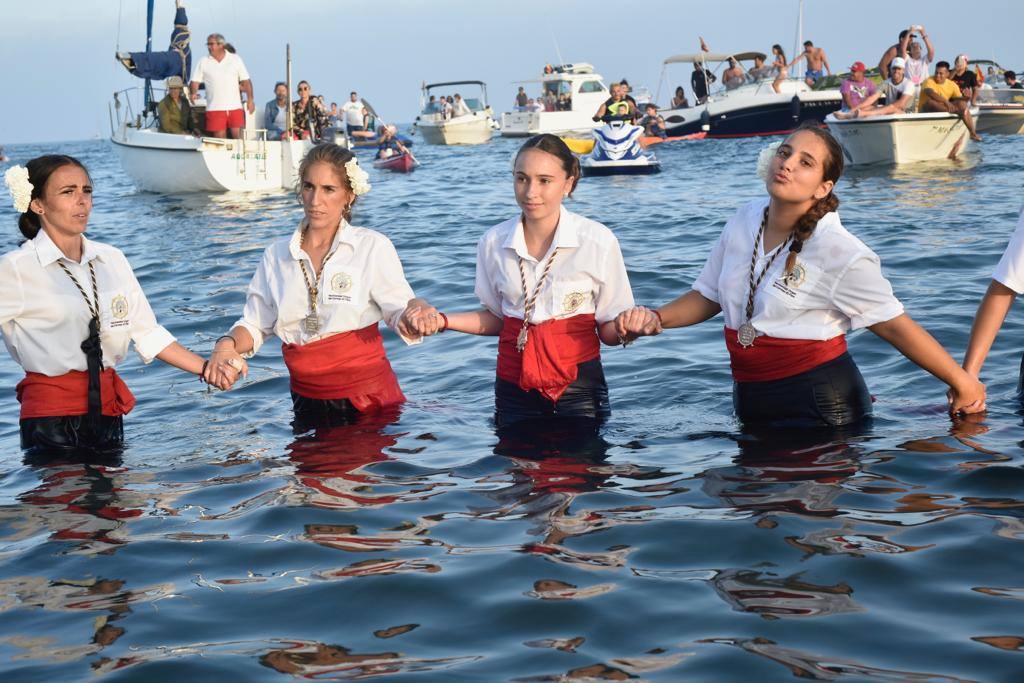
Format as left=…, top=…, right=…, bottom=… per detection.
left=206, top=144, right=429, bottom=430
left=417, top=135, right=635, bottom=427
left=1, top=155, right=210, bottom=454
left=615, top=124, right=985, bottom=427
left=961, top=207, right=1024, bottom=391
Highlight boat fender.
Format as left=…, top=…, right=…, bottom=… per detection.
left=790, top=95, right=801, bottom=122
left=700, top=109, right=711, bottom=132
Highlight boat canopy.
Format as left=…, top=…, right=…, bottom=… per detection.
left=663, top=52, right=766, bottom=65
left=425, top=80, right=487, bottom=90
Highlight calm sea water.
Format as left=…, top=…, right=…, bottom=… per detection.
left=1, top=133, right=1023, bottom=682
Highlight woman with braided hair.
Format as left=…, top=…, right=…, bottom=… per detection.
left=1, top=155, right=214, bottom=454
left=412, top=134, right=635, bottom=428
left=614, top=124, right=985, bottom=427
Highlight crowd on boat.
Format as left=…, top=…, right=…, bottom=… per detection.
left=7, top=118, right=1024, bottom=455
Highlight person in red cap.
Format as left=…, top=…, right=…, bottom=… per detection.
left=837, top=62, right=879, bottom=116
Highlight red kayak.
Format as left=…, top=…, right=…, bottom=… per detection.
left=373, top=153, right=416, bottom=173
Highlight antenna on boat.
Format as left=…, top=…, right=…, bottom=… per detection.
left=792, top=0, right=804, bottom=81
left=548, top=25, right=565, bottom=67
left=286, top=44, right=293, bottom=136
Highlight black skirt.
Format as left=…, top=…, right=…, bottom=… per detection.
left=733, top=352, right=872, bottom=428
left=495, top=357, right=611, bottom=428
left=20, top=415, right=125, bottom=455
left=290, top=392, right=363, bottom=433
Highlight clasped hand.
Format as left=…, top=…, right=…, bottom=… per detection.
left=203, top=339, right=249, bottom=390
left=398, top=301, right=443, bottom=339
left=614, top=306, right=662, bottom=342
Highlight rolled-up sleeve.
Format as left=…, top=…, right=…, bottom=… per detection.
left=234, top=250, right=278, bottom=356
left=474, top=234, right=502, bottom=317
left=594, top=236, right=635, bottom=323
left=692, top=226, right=728, bottom=304
left=369, top=237, right=418, bottom=345
left=992, top=209, right=1024, bottom=294
left=0, top=256, right=25, bottom=325
left=125, top=264, right=175, bottom=364
left=831, top=251, right=904, bottom=329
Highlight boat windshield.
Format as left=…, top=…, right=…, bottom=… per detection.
left=977, top=88, right=1024, bottom=105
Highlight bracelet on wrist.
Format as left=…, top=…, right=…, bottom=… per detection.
left=215, top=335, right=236, bottom=349
left=439, top=312, right=449, bottom=332
left=653, top=308, right=664, bottom=326
left=199, top=359, right=209, bottom=382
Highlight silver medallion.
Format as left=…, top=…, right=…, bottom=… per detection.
left=303, top=313, right=320, bottom=335
left=516, top=325, right=529, bottom=352
left=737, top=322, right=757, bottom=348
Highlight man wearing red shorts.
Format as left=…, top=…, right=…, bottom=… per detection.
left=188, top=33, right=255, bottom=139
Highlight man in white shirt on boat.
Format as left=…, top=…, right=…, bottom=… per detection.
left=189, top=33, right=254, bottom=140
left=834, top=57, right=916, bottom=119
left=340, top=92, right=368, bottom=137
left=451, top=94, right=472, bottom=118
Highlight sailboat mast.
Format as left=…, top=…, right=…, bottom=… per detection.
left=793, top=0, right=804, bottom=81
left=286, top=44, right=293, bottom=135
left=144, top=0, right=155, bottom=108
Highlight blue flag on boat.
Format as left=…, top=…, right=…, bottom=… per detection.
left=118, top=6, right=191, bottom=82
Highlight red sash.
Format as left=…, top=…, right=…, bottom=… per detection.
left=724, top=326, right=847, bottom=382
left=497, top=314, right=601, bottom=403
left=281, top=324, right=405, bottom=412
left=16, top=370, right=136, bottom=420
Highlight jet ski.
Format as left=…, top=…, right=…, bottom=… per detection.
left=580, top=119, right=661, bottom=176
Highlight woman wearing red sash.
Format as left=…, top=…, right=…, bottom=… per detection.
left=614, top=124, right=985, bottom=427
left=205, top=143, right=428, bottom=429
left=417, top=134, right=634, bottom=427
left=1, top=155, right=210, bottom=453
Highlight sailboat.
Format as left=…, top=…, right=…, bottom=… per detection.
left=109, top=1, right=312, bottom=193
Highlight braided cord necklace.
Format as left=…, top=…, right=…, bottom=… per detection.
left=737, top=206, right=790, bottom=348
left=297, top=226, right=337, bottom=335
left=57, top=258, right=105, bottom=419
left=515, top=247, right=560, bottom=352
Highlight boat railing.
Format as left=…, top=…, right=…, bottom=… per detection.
left=110, top=86, right=274, bottom=144
left=977, top=89, right=1024, bottom=105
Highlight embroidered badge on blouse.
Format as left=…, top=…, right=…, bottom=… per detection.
left=111, top=295, right=129, bottom=319
left=562, top=291, right=586, bottom=314
left=331, top=272, right=353, bottom=294
left=783, top=262, right=807, bottom=288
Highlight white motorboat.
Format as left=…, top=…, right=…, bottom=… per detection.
left=414, top=80, right=496, bottom=145
left=975, top=88, right=1024, bottom=135
left=655, top=52, right=842, bottom=138
left=500, top=63, right=610, bottom=137
left=110, top=88, right=314, bottom=193
left=825, top=111, right=977, bottom=165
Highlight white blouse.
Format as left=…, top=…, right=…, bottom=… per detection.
left=991, top=207, right=1024, bottom=294
left=0, top=231, right=175, bottom=375
left=234, top=221, right=418, bottom=354
left=692, top=198, right=904, bottom=340
left=474, top=206, right=635, bottom=325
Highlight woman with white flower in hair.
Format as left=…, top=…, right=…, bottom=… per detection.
left=206, top=143, right=433, bottom=429
left=614, top=123, right=985, bottom=427
left=1, top=155, right=213, bottom=454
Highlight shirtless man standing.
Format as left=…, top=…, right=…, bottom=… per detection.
left=790, top=40, right=831, bottom=87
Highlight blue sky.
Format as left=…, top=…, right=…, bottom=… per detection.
left=2, top=0, right=1021, bottom=144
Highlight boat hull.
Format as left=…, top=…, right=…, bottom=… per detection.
left=661, top=88, right=841, bottom=138
left=825, top=112, right=974, bottom=165
left=418, top=113, right=494, bottom=145
left=975, top=106, right=1024, bottom=135
left=581, top=157, right=661, bottom=176
left=500, top=111, right=600, bottom=137
left=111, top=126, right=311, bottom=193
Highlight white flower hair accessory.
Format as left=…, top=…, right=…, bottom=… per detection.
left=4, top=165, right=34, bottom=213
left=756, top=140, right=783, bottom=181
left=345, top=157, right=371, bottom=196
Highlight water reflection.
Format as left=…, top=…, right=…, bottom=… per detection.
left=701, top=637, right=973, bottom=681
